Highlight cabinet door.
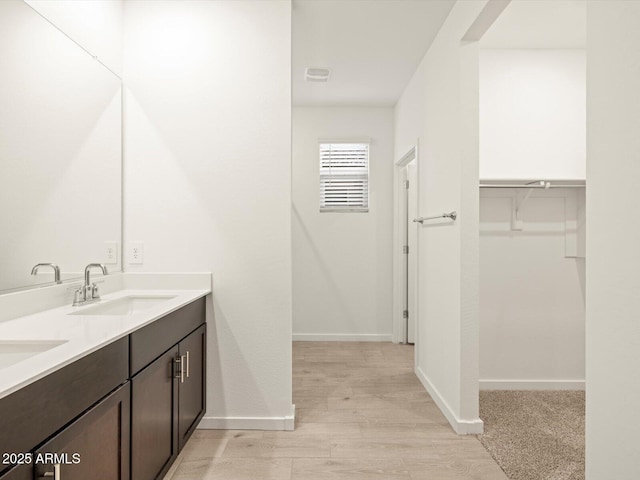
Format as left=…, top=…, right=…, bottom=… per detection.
left=178, top=325, right=206, bottom=450
left=131, top=347, right=179, bottom=480
left=34, top=383, right=130, bottom=480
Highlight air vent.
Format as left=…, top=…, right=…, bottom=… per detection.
left=305, top=67, right=331, bottom=82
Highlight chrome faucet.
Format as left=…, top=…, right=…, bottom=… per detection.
left=31, top=263, right=62, bottom=284
left=73, top=263, right=108, bottom=306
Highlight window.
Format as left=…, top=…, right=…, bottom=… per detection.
left=319, top=142, right=369, bottom=212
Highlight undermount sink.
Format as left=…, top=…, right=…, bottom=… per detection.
left=0, top=340, right=68, bottom=369
left=69, top=295, right=177, bottom=316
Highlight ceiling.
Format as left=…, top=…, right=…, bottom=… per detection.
left=292, top=0, right=455, bottom=107
left=480, top=0, right=586, bottom=49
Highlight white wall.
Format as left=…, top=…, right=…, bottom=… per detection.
left=586, top=1, right=640, bottom=477
left=394, top=0, right=488, bottom=434
left=479, top=49, right=586, bottom=180
left=479, top=189, right=585, bottom=389
left=292, top=107, right=394, bottom=341
left=25, top=0, right=123, bottom=76
left=123, top=0, right=293, bottom=430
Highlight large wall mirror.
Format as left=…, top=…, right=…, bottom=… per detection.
left=0, top=0, right=122, bottom=292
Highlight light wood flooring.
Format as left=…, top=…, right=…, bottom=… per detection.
left=165, top=342, right=508, bottom=480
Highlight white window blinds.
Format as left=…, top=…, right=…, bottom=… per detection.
left=319, top=142, right=369, bottom=212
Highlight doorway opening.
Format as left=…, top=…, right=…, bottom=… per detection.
left=394, top=146, right=418, bottom=349
left=475, top=1, right=587, bottom=478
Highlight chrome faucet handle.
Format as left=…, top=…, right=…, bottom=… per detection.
left=90, top=283, right=100, bottom=300
left=72, top=287, right=85, bottom=306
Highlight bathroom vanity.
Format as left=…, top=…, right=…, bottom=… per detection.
left=0, top=285, right=209, bottom=480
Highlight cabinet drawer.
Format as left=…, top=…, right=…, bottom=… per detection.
left=0, top=337, right=128, bottom=463
left=130, top=297, right=205, bottom=376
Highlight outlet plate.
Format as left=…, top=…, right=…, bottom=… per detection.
left=104, top=242, right=118, bottom=264
left=129, top=242, right=144, bottom=265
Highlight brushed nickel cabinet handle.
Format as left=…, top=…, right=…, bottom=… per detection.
left=186, top=351, right=190, bottom=379
left=42, top=464, right=61, bottom=479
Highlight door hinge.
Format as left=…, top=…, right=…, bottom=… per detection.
left=403, top=310, right=409, bottom=319
left=403, top=180, right=410, bottom=189
left=403, top=245, right=409, bottom=254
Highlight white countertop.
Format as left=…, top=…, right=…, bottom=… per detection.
left=0, top=287, right=210, bottom=400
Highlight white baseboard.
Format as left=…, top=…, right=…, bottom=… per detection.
left=415, top=366, right=484, bottom=435
left=479, top=379, right=585, bottom=391
left=293, top=334, right=393, bottom=342
left=198, top=408, right=295, bottom=431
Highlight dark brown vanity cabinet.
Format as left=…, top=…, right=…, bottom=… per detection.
left=0, top=296, right=206, bottom=480
left=131, top=300, right=207, bottom=480
left=34, top=383, right=130, bottom=480
left=0, top=338, right=128, bottom=480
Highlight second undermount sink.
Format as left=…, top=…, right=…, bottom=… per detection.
left=69, top=295, right=177, bottom=316
left=0, top=340, right=68, bottom=369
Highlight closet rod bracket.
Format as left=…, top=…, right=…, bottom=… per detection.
left=513, top=181, right=548, bottom=230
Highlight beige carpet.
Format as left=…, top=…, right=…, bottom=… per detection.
left=478, top=390, right=585, bottom=480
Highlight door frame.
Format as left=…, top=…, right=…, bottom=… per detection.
left=393, top=143, right=419, bottom=352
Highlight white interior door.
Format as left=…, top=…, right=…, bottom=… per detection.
left=406, top=162, right=418, bottom=344
left=395, top=146, right=419, bottom=345
left=400, top=167, right=409, bottom=343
